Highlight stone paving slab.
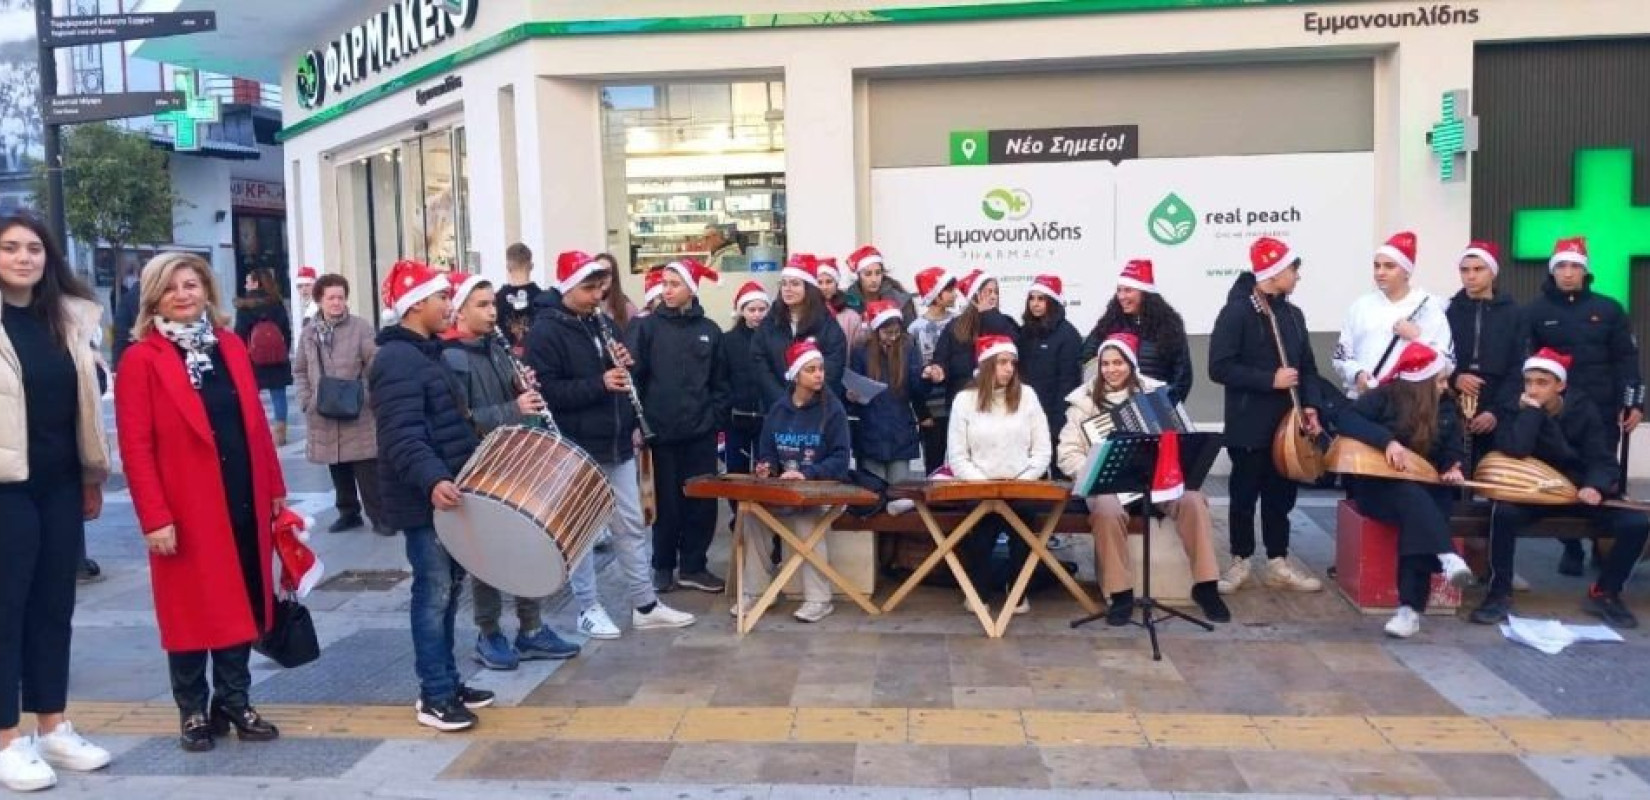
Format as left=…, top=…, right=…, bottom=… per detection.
left=1468, top=643, right=1650, bottom=718
left=105, top=736, right=380, bottom=778
left=253, top=628, right=483, bottom=705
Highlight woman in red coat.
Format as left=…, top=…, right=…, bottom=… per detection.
left=114, top=252, right=287, bottom=753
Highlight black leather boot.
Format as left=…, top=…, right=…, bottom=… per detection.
left=179, top=712, right=215, bottom=752
left=210, top=704, right=280, bottom=742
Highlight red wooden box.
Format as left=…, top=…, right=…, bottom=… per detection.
left=1334, top=499, right=1463, bottom=614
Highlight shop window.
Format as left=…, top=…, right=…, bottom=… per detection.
left=601, top=80, right=786, bottom=275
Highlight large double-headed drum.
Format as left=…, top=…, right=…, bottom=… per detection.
left=435, top=425, right=615, bottom=597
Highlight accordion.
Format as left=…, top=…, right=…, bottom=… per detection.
left=1080, top=389, right=1196, bottom=445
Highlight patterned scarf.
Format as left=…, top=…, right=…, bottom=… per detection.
left=155, top=316, right=218, bottom=389
left=316, top=313, right=344, bottom=352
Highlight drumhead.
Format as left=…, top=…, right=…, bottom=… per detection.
left=435, top=496, right=569, bottom=598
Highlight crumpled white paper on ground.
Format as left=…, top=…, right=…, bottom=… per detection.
left=1500, top=614, right=1624, bottom=655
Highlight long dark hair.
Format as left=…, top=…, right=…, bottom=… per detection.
left=1021, top=295, right=1067, bottom=337
left=0, top=214, right=95, bottom=349
left=863, top=321, right=908, bottom=396
left=776, top=281, right=828, bottom=335
left=1382, top=378, right=1441, bottom=458
left=596, top=254, right=632, bottom=330
left=1092, top=291, right=1186, bottom=359
left=1090, top=344, right=1142, bottom=406
left=236, top=267, right=285, bottom=309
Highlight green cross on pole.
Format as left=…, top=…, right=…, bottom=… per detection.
left=1427, top=89, right=1477, bottom=183
left=1513, top=148, right=1650, bottom=309
left=155, top=68, right=219, bottom=151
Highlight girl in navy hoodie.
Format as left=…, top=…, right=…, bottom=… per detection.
left=734, top=339, right=852, bottom=624
left=849, top=300, right=928, bottom=484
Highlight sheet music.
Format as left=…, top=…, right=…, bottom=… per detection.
left=844, top=370, right=889, bottom=403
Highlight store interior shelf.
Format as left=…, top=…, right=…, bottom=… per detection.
left=633, top=210, right=720, bottom=217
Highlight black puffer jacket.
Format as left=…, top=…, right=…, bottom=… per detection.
left=928, top=309, right=1020, bottom=407
left=1080, top=318, right=1194, bottom=405
left=1207, top=273, right=1333, bottom=449
left=1017, top=316, right=1083, bottom=441
left=750, top=309, right=848, bottom=410
left=1515, top=276, right=1643, bottom=416
left=369, top=325, right=480, bottom=531
left=629, top=299, right=730, bottom=444
left=1445, top=288, right=1523, bottom=415
left=523, top=293, right=637, bottom=465
left=1496, top=393, right=1618, bottom=493
left=724, top=321, right=767, bottom=430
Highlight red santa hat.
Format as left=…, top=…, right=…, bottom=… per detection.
left=1151, top=429, right=1186, bottom=503
left=847, top=245, right=884, bottom=277
left=642, top=267, right=666, bottom=307
left=1375, top=231, right=1419, bottom=274
left=1549, top=236, right=1588, bottom=272
left=784, top=337, right=824, bottom=381
left=555, top=250, right=608, bottom=294
left=975, top=334, right=1017, bottom=365
left=782, top=253, right=820, bottom=287
left=445, top=271, right=489, bottom=312
left=914, top=266, right=955, bottom=307
left=733, top=280, right=770, bottom=313
left=272, top=508, right=324, bottom=598
left=1117, top=259, right=1158, bottom=294
left=296, top=265, right=318, bottom=284
left=663, top=257, right=720, bottom=295
left=816, top=256, right=842, bottom=285
left=958, top=269, right=994, bottom=303
left=1026, top=274, right=1065, bottom=306
left=1459, top=241, right=1502, bottom=276
left=865, top=299, right=903, bottom=332
left=1381, top=342, right=1448, bottom=385
left=380, top=259, right=448, bottom=317
left=1250, top=236, right=1299, bottom=283
left=1098, top=331, right=1141, bottom=372
left=1524, top=347, right=1572, bottom=384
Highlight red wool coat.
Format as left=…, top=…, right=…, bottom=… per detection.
left=115, top=329, right=288, bottom=652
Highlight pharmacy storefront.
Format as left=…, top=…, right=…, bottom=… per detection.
left=146, top=0, right=1650, bottom=417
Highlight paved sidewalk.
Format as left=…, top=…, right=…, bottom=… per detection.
left=58, top=401, right=1650, bottom=798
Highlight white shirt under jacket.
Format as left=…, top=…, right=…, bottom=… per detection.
left=946, top=385, right=1052, bottom=480
left=1332, top=287, right=1454, bottom=398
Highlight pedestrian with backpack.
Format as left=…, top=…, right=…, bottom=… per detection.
left=234, top=269, right=294, bottom=445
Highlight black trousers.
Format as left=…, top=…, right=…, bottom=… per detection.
left=328, top=459, right=383, bottom=522
left=0, top=477, right=83, bottom=730
left=1561, top=421, right=1623, bottom=559
left=1226, top=446, right=1298, bottom=560
left=959, top=512, right=1032, bottom=596
left=921, top=418, right=948, bottom=476
left=1489, top=501, right=1649, bottom=597
left=168, top=643, right=253, bottom=716
left=650, top=432, right=719, bottom=574
left=1349, top=478, right=1456, bottom=611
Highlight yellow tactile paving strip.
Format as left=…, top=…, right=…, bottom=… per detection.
left=61, top=701, right=1650, bottom=756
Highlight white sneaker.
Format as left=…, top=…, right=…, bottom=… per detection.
left=728, top=596, right=759, bottom=618
left=1217, top=557, right=1251, bottom=595
left=1384, top=605, right=1421, bottom=638
left=1013, top=597, right=1031, bottom=616
left=886, top=498, right=917, bottom=516
left=794, top=601, right=834, bottom=623
left=33, top=722, right=110, bottom=773
left=1263, top=557, right=1324, bottom=592
left=578, top=605, right=621, bottom=640
left=633, top=602, right=696, bottom=630
left=1512, top=572, right=1532, bottom=592
left=0, top=737, right=56, bottom=793
left=1438, top=553, right=1473, bottom=588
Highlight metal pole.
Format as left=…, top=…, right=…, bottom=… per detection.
left=36, top=0, right=68, bottom=253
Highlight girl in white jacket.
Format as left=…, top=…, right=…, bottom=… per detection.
left=1055, top=333, right=1227, bottom=627
left=946, top=335, right=1051, bottom=613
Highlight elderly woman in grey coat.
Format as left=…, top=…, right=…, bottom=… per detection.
left=293, top=274, right=385, bottom=533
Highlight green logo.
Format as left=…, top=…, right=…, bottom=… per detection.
left=981, top=188, right=1031, bottom=221
left=1147, top=192, right=1196, bottom=245
left=950, top=130, right=988, bottom=166
left=296, top=51, right=324, bottom=110
left=1513, top=147, right=1650, bottom=309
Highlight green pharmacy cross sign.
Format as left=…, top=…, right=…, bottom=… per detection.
left=1426, top=89, right=1477, bottom=183
left=154, top=69, right=219, bottom=151
left=1513, top=148, right=1650, bottom=308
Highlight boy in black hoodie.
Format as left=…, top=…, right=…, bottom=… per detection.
left=629, top=258, right=731, bottom=594
left=1446, top=242, right=1523, bottom=472
left=1470, top=349, right=1647, bottom=629
left=440, top=275, right=581, bottom=670
left=367, top=261, right=492, bottom=733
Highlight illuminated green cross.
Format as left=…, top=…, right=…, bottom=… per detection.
left=1426, top=89, right=1477, bottom=183
left=155, top=68, right=219, bottom=152
left=1513, top=148, right=1650, bottom=308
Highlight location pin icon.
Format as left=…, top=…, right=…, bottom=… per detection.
left=961, top=138, right=978, bottom=162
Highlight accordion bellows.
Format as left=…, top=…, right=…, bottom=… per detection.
left=1084, top=389, right=1197, bottom=446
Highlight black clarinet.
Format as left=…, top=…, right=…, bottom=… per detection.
left=594, top=307, right=656, bottom=444
left=492, top=329, right=558, bottom=434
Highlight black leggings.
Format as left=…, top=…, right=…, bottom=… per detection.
left=0, top=477, right=84, bottom=730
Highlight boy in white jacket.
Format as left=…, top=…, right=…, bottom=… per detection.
left=1333, top=231, right=1454, bottom=397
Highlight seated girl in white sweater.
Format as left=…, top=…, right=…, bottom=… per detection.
left=946, top=335, right=1051, bottom=613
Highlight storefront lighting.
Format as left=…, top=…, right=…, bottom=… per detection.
left=1512, top=147, right=1650, bottom=308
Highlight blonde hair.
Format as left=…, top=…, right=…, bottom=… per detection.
left=132, top=251, right=228, bottom=340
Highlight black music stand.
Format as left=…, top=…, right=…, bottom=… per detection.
left=1070, top=432, right=1223, bottom=661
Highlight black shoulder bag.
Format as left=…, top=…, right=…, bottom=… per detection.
left=314, top=334, right=364, bottom=421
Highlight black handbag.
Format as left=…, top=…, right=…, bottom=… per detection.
left=314, top=338, right=364, bottom=421
left=254, top=597, right=320, bottom=668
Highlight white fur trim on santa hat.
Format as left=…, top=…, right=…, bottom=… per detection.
left=1026, top=281, right=1064, bottom=306
left=977, top=338, right=1017, bottom=364
left=785, top=348, right=823, bottom=382
left=1524, top=355, right=1568, bottom=384
left=853, top=253, right=883, bottom=272
left=1116, top=275, right=1157, bottom=293
left=868, top=305, right=903, bottom=331
left=1396, top=357, right=1448, bottom=383
left=1460, top=247, right=1500, bottom=275
left=1375, top=243, right=1415, bottom=274
left=1254, top=246, right=1297, bottom=283
left=451, top=275, right=488, bottom=311
left=1548, top=252, right=1588, bottom=272
left=557, top=260, right=609, bottom=294
left=664, top=260, right=718, bottom=294
left=781, top=264, right=818, bottom=287
left=734, top=286, right=770, bottom=312
left=1099, top=337, right=1140, bottom=371
left=393, top=275, right=447, bottom=317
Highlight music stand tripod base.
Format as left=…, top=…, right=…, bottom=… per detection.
left=1068, top=432, right=1220, bottom=661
